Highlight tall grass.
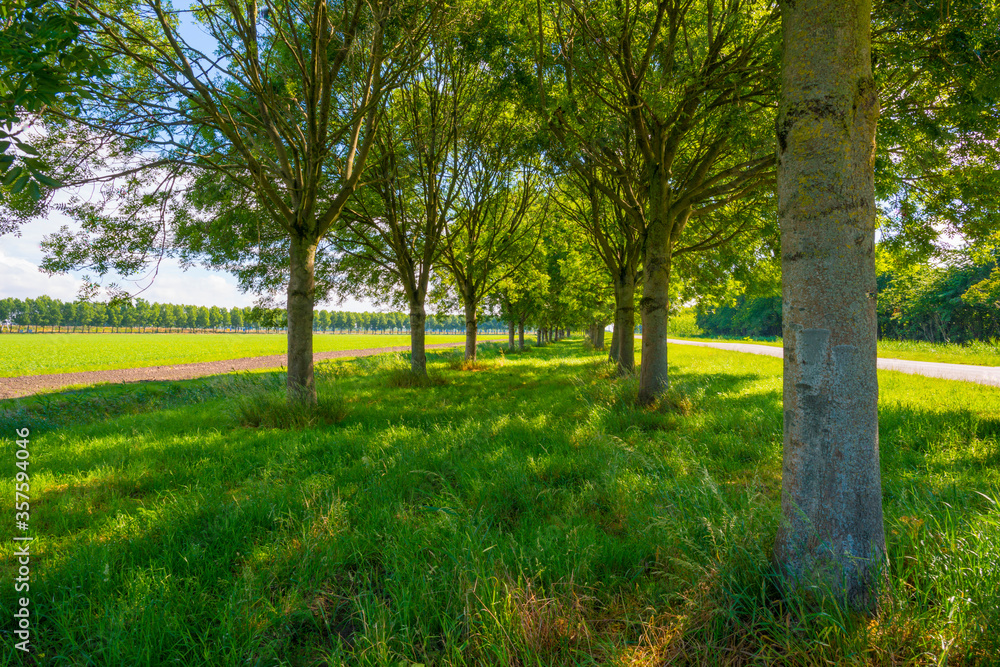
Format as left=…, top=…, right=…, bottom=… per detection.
left=1, top=339, right=997, bottom=665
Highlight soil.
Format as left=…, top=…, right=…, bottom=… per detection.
left=0, top=342, right=468, bottom=400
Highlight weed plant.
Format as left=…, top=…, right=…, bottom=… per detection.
left=1, top=339, right=997, bottom=665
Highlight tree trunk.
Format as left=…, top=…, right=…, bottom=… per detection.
left=608, top=323, right=620, bottom=363
left=638, top=216, right=671, bottom=404
left=518, top=319, right=525, bottom=350
left=773, top=0, right=884, bottom=612
left=537, top=328, right=542, bottom=345
left=596, top=323, right=606, bottom=349
left=409, top=300, right=428, bottom=376
left=464, top=298, right=478, bottom=361
left=613, top=277, right=636, bottom=374
left=287, top=235, right=318, bottom=404
left=508, top=320, right=515, bottom=349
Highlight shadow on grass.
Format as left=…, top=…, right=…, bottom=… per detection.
left=2, top=340, right=999, bottom=664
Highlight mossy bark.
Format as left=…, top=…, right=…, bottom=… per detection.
left=408, top=302, right=427, bottom=376
left=613, top=276, right=636, bottom=374
left=287, top=235, right=318, bottom=404
left=463, top=298, right=478, bottom=361
left=773, top=0, right=885, bottom=612
left=608, top=324, right=620, bottom=364
left=638, top=199, right=672, bottom=404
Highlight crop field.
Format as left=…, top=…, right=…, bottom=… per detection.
left=1, top=340, right=996, bottom=665
left=0, top=333, right=506, bottom=377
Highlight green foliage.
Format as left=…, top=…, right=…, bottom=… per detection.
left=697, top=295, right=783, bottom=339
left=694, top=247, right=1000, bottom=344
left=873, top=0, right=1000, bottom=256
left=665, top=307, right=704, bottom=338
left=877, top=250, right=1000, bottom=343
left=0, top=0, right=109, bottom=205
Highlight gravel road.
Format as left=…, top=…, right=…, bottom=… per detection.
left=0, top=342, right=471, bottom=400
left=665, top=338, right=1000, bottom=388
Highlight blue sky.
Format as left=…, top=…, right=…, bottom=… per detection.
left=0, top=5, right=374, bottom=311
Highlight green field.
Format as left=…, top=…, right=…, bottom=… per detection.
left=0, top=333, right=505, bottom=377
left=1, top=340, right=996, bottom=665
left=667, top=335, right=1000, bottom=366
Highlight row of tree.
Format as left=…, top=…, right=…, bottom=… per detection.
left=0, top=296, right=515, bottom=334
left=3, top=0, right=998, bottom=612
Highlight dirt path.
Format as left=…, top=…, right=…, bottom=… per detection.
left=0, top=342, right=471, bottom=400
left=665, top=338, right=1000, bottom=388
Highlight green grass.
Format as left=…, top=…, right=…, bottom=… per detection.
left=1, top=340, right=998, bottom=665
left=0, top=333, right=506, bottom=377
left=667, top=335, right=1000, bottom=366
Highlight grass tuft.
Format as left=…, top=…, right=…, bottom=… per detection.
left=386, top=368, right=447, bottom=388
left=225, top=372, right=349, bottom=429
left=446, top=356, right=495, bottom=371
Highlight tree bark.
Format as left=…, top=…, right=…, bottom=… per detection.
left=508, top=320, right=515, bottom=349
left=638, top=213, right=671, bottom=404
left=608, top=323, right=620, bottom=364
left=518, top=319, right=525, bottom=350
left=464, top=298, right=478, bottom=361
left=613, top=276, right=636, bottom=374
left=773, top=0, right=884, bottom=612
left=409, top=301, right=428, bottom=376
left=287, top=235, right=318, bottom=404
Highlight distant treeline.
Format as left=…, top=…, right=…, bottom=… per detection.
left=0, top=296, right=508, bottom=334
left=696, top=257, right=1000, bottom=343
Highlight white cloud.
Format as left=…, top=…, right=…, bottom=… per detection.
left=0, top=249, right=85, bottom=301
left=1, top=213, right=380, bottom=311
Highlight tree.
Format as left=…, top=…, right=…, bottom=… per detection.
left=106, top=302, right=123, bottom=330
left=230, top=307, right=244, bottom=330
left=871, top=0, right=1000, bottom=259
left=437, top=124, right=545, bottom=361
left=0, top=0, right=110, bottom=205
left=335, top=27, right=493, bottom=375
left=543, top=0, right=779, bottom=403
left=76, top=301, right=93, bottom=332
left=209, top=306, right=222, bottom=330
left=773, top=0, right=885, bottom=611
left=554, top=158, right=642, bottom=372
left=37, top=0, right=442, bottom=404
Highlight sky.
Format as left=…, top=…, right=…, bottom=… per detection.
left=0, top=209, right=375, bottom=310
left=0, top=11, right=380, bottom=312
left=0, top=3, right=381, bottom=312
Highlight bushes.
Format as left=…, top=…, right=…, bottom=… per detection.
left=694, top=254, right=1000, bottom=344
left=696, top=296, right=782, bottom=338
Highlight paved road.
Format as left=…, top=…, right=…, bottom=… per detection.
left=664, top=338, right=1000, bottom=388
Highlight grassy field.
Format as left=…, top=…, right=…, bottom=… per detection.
left=667, top=334, right=1000, bottom=366
left=0, top=333, right=505, bottom=377
left=1, top=340, right=998, bottom=665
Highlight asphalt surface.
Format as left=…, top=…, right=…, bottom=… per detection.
left=665, top=338, right=1000, bottom=388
